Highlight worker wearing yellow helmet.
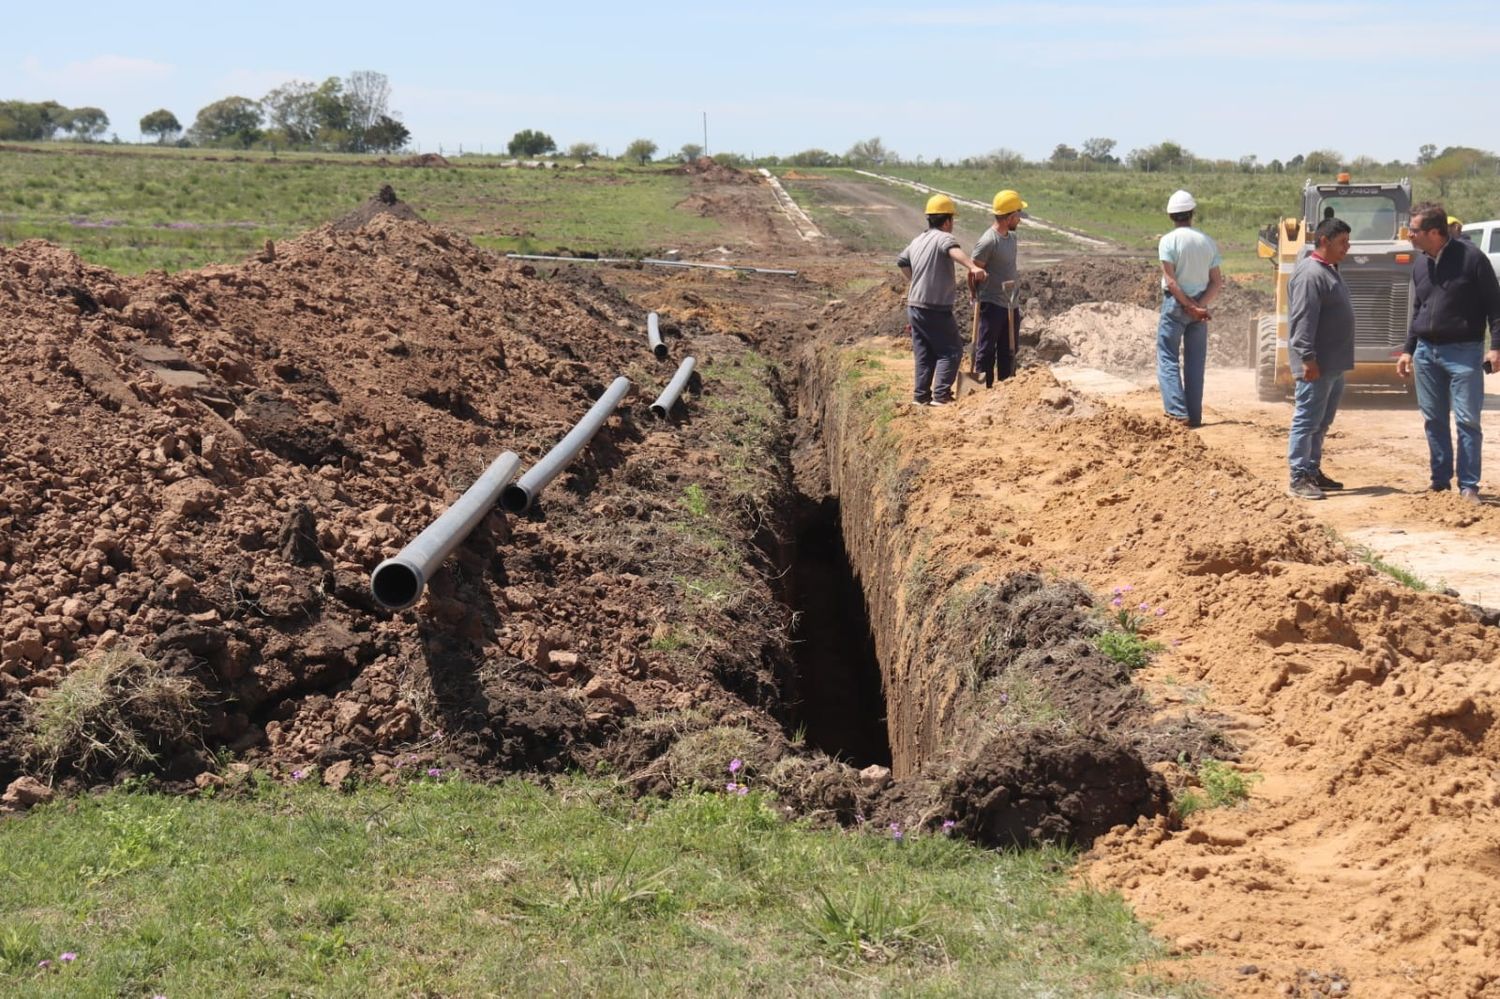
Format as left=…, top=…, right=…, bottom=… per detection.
left=1449, top=215, right=1470, bottom=241
left=968, top=190, right=1028, bottom=386
left=897, top=193, right=988, bottom=406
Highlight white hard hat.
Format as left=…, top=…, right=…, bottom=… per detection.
left=1167, top=190, right=1196, bottom=213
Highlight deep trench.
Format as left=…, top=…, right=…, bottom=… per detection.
left=784, top=495, right=892, bottom=768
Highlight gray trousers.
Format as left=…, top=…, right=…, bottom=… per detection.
left=910, top=305, right=961, bottom=403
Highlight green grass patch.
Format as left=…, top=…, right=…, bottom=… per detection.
left=1092, top=630, right=1166, bottom=671
left=1175, top=759, right=1259, bottom=819
left=698, top=349, right=786, bottom=518
left=1353, top=546, right=1431, bottom=592
left=680, top=483, right=710, bottom=519
left=854, top=165, right=1500, bottom=278
left=0, top=149, right=719, bottom=272
left=0, top=778, right=1199, bottom=996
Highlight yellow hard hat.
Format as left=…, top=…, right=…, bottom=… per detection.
left=925, top=194, right=957, bottom=216
left=1448, top=215, right=1463, bottom=226
left=992, top=190, right=1027, bottom=215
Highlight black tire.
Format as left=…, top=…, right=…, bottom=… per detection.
left=1254, top=315, right=1285, bottom=401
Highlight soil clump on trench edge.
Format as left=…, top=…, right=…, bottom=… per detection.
left=799, top=271, right=1500, bottom=997
left=0, top=188, right=1178, bottom=852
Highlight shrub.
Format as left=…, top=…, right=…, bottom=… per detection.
left=1174, top=758, right=1258, bottom=818
left=1092, top=630, right=1163, bottom=670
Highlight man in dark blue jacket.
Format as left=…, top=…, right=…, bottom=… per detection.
left=1398, top=203, right=1500, bottom=503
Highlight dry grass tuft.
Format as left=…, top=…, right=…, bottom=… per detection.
left=25, top=645, right=206, bottom=780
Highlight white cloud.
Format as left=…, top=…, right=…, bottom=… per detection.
left=20, top=53, right=174, bottom=87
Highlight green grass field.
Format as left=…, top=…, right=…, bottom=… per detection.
left=0, top=776, right=1199, bottom=998
left=0, top=144, right=718, bottom=272
left=874, top=165, right=1500, bottom=277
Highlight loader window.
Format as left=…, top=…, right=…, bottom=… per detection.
left=1317, top=195, right=1400, bottom=240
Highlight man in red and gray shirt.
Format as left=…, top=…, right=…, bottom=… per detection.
left=1286, top=217, right=1354, bottom=500
left=1398, top=202, right=1500, bottom=503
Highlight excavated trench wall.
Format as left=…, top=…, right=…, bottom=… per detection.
left=799, top=348, right=955, bottom=777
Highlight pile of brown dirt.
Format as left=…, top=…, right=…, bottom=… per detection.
left=399, top=153, right=451, bottom=168
left=331, top=184, right=426, bottom=232
left=0, top=198, right=802, bottom=794
left=670, top=157, right=752, bottom=185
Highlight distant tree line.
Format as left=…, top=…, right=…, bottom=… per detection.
left=7, top=100, right=1498, bottom=191
left=0, top=100, right=111, bottom=141
left=188, top=71, right=409, bottom=152
left=0, top=71, right=411, bottom=153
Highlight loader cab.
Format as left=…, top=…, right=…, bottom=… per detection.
left=1303, top=178, right=1409, bottom=242
left=1253, top=175, right=1416, bottom=400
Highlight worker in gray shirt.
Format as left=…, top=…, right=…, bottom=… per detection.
left=898, top=194, right=988, bottom=406
left=1286, top=217, right=1355, bottom=500
left=969, top=189, right=1026, bottom=386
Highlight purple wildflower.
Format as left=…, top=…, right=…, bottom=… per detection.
left=291, top=769, right=306, bottom=781
left=1120, top=584, right=1134, bottom=592
left=726, top=782, right=739, bottom=793
left=37, top=960, right=52, bottom=970
left=1138, top=602, right=1150, bottom=611
left=736, top=785, right=749, bottom=796
left=426, top=767, right=442, bottom=778
left=1110, top=596, right=1124, bottom=608
left=941, top=819, right=956, bottom=833
left=59, top=953, right=77, bottom=963
left=728, top=758, right=743, bottom=774
left=999, top=691, right=1009, bottom=705
left=889, top=822, right=903, bottom=842
left=1155, top=606, right=1167, bottom=617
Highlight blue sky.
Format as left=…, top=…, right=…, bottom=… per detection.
left=4, top=1, right=1497, bottom=163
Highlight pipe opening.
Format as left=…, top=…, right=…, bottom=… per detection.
left=649, top=402, right=672, bottom=420
left=499, top=484, right=531, bottom=514
left=787, top=495, right=892, bottom=768
left=653, top=343, right=669, bottom=360
left=371, top=560, right=422, bottom=611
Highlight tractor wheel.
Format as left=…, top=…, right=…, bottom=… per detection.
left=1254, top=315, right=1285, bottom=401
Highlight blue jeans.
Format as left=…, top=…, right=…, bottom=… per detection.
left=910, top=306, right=962, bottom=404
left=1156, top=297, right=1207, bottom=424
left=1413, top=339, right=1485, bottom=490
left=1287, top=371, right=1345, bottom=481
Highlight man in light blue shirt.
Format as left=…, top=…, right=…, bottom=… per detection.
left=1156, top=190, right=1223, bottom=427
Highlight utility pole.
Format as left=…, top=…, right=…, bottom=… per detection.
left=703, top=112, right=708, bottom=158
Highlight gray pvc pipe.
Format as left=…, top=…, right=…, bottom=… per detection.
left=501, top=376, right=632, bottom=514
left=504, top=253, right=797, bottom=276
left=647, top=312, right=667, bottom=359
left=370, top=451, right=521, bottom=611
left=650, top=357, right=696, bottom=419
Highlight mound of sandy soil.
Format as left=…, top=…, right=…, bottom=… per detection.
left=0, top=192, right=799, bottom=793
left=818, top=258, right=1268, bottom=371
left=801, top=338, right=1500, bottom=998
left=1035, top=300, right=1248, bottom=371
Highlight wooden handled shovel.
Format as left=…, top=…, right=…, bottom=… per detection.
left=955, top=274, right=985, bottom=399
